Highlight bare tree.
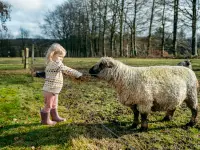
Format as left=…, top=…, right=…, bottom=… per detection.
left=41, top=1, right=79, bottom=56
left=0, top=31, right=14, bottom=57
left=132, top=0, right=137, bottom=57
left=40, top=0, right=198, bottom=57
left=97, top=0, right=103, bottom=56
left=125, top=0, right=148, bottom=57
left=19, top=27, right=30, bottom=50
left=178, top=0, right=198, bottom=56
left=160, top=0, right=166, bottom=57
left=172, top=0, right=179, bottom=57
left=119, top=0, right=125, bottom=57
left=102, top=0, right=108, bottom=56
left=0, top=1, right=11, bottom=32
left=82, top=0, right=90, bottom=57
left=87, top=0, right=97, bottom=57
left=147, top=0, right=156, bottom=56
left=192, top=0, right=197, bottom=55
left=125, top=0, right=138, bottom=57
left=108, top=0, right=119, bottom=57
left=160, top=0, right=167, bottom=57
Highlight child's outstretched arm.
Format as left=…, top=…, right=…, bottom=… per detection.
left=62, top=66, right=82, bottom=79
left=56, top=61, right=82, bottom=78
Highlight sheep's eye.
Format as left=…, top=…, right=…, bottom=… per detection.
left=99, top=63, right=104, bottom=69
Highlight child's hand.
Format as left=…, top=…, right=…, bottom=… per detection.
left=74, top=74, right=90, bottom=82
left=75, top=75, right=85, bottom=81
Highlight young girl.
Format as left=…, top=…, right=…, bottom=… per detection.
left=40, top=43, right=83, bottom=125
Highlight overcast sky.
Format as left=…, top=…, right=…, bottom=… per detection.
left=6, top=0, right=65, bottom=38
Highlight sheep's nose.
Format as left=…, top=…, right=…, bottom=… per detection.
left=89, top=67, right=97, bottom=77
left=89, top=67, right=94, bottom=74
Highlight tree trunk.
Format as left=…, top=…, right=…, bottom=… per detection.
left=192, top=0, right=197, bottom=56
left=119, top=0, right=125, bottom=57
left=90, top=0, right=95, bottom=57
left=147, top=0, right=155, bottom=56
left=98, top=1, right=102, bottom=56
left=130, top=28, right=133, bottom=57
left=102, top=1, right=108, bottom=56
left=161, top=0, right=166, bottom=57
left=133, top=0, right=137, bottom=57
left=172, top=0, right=179, bottom=57
left=110, top=0, right=118, bottom=57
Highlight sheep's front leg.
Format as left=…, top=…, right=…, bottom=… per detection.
left=140, top=113, right=148, bottom=131
left=131, top=104, right=139, bottom=129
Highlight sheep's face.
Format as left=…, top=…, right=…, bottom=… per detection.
left=177, top=60, right=192, bottom=69
left=185, top=60, right=191, bottom=66
left=89, top=58, right=114, bottom=77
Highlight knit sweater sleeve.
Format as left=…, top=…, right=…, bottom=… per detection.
left=56, top=60, right=82, bottom=78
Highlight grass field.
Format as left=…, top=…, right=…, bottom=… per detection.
left=0, top=57, right=200, bottom=150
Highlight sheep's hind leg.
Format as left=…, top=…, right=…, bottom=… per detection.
left=130, top=105, right=139, bottom=129
left=162, top=109, right=176, bottom=121
left=140, top=113, right=148, bottom=131
left=185, top=100, right=198, bottom=127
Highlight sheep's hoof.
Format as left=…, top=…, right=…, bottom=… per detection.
left=186, top=121, right=196, bottom=127
left=182, top=121, right=196, bottom=130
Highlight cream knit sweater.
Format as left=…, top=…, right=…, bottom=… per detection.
left=42, top=60, right=82, bottom=94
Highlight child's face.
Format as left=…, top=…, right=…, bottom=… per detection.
left=52, top=54, right=64, bottom=62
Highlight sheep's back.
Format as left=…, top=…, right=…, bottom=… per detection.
left=132, top=66, right=196, bottom=84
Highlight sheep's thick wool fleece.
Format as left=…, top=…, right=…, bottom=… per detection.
left=43, top=60, right=82, bottom=94
left=100, top=58, right=198, bottom=113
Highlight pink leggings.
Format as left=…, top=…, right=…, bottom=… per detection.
left=42, top=91, right=58, bottom=112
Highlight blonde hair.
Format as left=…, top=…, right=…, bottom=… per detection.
left=45, top=43, right=66, bottom=63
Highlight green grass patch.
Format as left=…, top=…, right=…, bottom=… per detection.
left=0, top=57, right=200, bottom=150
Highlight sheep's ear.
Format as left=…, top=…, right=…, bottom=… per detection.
left=185, top=59, right=191, bottom=65
left=106, top=61, right=114, bottom=68
left=100, top=61, right=114, bottom=69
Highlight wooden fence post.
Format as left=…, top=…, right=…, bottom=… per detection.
left=24, top=48, right=29, bottom=69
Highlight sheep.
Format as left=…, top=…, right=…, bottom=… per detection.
left=89, top=57, right=198, bottom=131
left=177, top=60, right=192, bottom=69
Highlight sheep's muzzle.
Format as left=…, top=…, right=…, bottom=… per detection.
left=89, top=66, right=99, bottom=77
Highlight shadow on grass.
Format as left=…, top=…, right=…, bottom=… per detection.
left=0, top=74, right=34, bottom=85
left=0, top=123, right=41, bottom=132
left=0, top=123, right=77, bottom=148
left=193, top=68, right=200, bottom=71
left=1, top=120, right=198, bottom=149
